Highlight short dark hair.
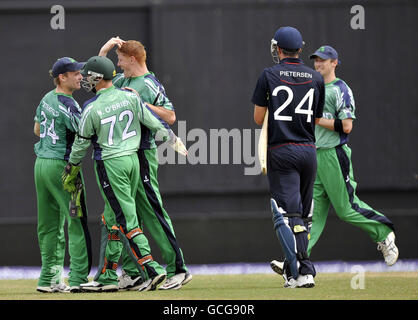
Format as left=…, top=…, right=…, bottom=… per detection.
left=279, top=47, right=300, bottom=57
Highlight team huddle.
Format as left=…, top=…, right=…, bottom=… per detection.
left=34, top=38, right=190, bottom=293
left=33, top=28, right=399, bottom=293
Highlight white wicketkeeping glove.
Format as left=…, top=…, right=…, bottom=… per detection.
left=170, top=137, right=188, bottom=156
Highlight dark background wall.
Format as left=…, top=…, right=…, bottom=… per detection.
left=0, top=0, right=417, bottom=267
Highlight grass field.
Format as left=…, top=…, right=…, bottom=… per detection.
left=0, top=272, right=417, bottom=300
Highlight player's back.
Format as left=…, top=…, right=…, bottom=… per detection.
left=34, top=90, right=81, bottom=160
left=263, top=57, right=324, bottom=146
left=80, top=86, right=142, bottom=160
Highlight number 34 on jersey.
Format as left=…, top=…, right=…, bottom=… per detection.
left=39, top=110, right=60, bottom=144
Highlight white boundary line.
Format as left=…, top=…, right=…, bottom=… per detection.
left=0, top=260, right=417, bottom=280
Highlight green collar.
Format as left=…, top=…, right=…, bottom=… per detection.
left=96, top=85, right=115, bottom=95
left=325, top=77, right=340, bottom=86
left=53, top=89, right=73, bottom=98
left=129, top=71, right=153, bottom=80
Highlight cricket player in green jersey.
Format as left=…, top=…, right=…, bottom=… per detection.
left=271, top=46, right=398, bottom=276
left=62, top=55, right=187, bottom=292
left=97, top=37, right=191, bottom=290
left=308, top=46, right=398, bottom=265
left=34, top=57, right=92, bottom=293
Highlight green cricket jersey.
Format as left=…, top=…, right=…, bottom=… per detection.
left=34, top=90, right=82, bottom=160
left=113, top=72, right=174, bottom=150
left=69, top=85, right=173, bottom=164
left=315, top=78, right=356, bottom=149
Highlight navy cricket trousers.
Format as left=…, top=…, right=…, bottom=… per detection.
left=267, top=143, right=317, bottom=218
left=267, top=143, right=317, bottom=276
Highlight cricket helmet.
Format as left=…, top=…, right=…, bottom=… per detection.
left=270, top=26, right=304, bottom=63
left=81, top=56, right=116, bottom=91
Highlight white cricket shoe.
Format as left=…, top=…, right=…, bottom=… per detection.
left=377, top=232, right=399, bottom=266
left=37, top=283, right=70, bottom=293
left=138, top=273, right=166, bottom=292
left=182, top=272, right=193, bottom=286
left=159, top=272, right=192, bottom=290
left=285, top=275, right=315, bottom=288
left=159, top=274, right=183, bottom=290
left=270, top=260, right=290, bottom=286
left=270, top=260, right=284, bottom=275
left=118, top=270, right=143, bottom=291
left=69, top=286, right=82, bottom=293
left=37, top=286, right=54, bottom=293
left=296, top=274, right=315, bottom=288
left=285, top=278, right=298, bottom=288
left=80, top=281, right=118, bottom=292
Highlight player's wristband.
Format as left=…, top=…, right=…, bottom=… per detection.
left=334, top=119, right=344, bottom=133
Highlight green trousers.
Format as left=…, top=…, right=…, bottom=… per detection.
left=307, top=145, right=394, bottom=255
left=34, top=158, right=91, bottom=287
left=93, top=154, right=165, bottom=285
left=121, top=148, right=188, bottom=278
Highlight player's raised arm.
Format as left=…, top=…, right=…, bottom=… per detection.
left=98, top=36, right=126, bottom=57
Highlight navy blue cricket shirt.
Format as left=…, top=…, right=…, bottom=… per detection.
left=252, top=57, right=325, bottom=147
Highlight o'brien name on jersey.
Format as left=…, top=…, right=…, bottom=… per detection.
left=279, top=71, right=313, bottom=78
left=97, top=99, right=130, bottom=116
